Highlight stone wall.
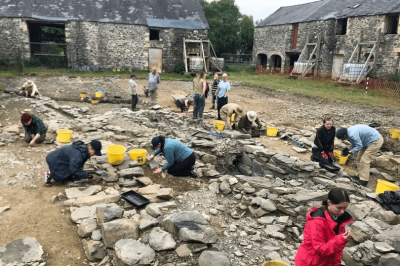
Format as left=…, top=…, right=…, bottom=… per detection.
left=254, top=15, right=400, bottom=79
left=0, top=18, right=30, bottom=59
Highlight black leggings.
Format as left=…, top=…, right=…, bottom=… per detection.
left=167, top=152, right=196, bottom=176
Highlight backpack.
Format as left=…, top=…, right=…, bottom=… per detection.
left=205, top=82, right=210, bottom=98
left=377, top=191, right=400, bottom=214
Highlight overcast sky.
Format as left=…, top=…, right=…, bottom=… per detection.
left=233, top=0, right=317, bottom=23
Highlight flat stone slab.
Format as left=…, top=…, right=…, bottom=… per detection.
left=114, top=239, right=155, bottom=266
left=70, top=203, right=120, bottom=223
left=65, top=185, right=103, bottom=199
left=0, top=237, right=44, bottom=265
left=64, top=194, right=120, bottom=207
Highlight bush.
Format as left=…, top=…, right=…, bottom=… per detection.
left=0, top=56, right=11, bottom=67
left=173, top=61, right=185, bottom=75
left=23, top=57, right=41, bottom=67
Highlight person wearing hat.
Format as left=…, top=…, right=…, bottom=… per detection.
left=336, top=125, right=383, bottom=187
left=129, top=74, right=138, bottom=110
left=21, top=113, right=47, bottom=146
left=220, top=103, right=244, bottom=130
left=174, top=96, right=194, bottom=113
left=43, top=140, right=102, bottom=187
left=19, top=80, right=39, bottom=97
left=149, top=136, right=196, bottom=177
left=237, top=111, right=262, bottom=137
left=147, top=67, right=161, bottom=105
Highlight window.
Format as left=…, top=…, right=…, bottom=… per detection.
left=149, top=29, right=160, bottom=40
left=336, top=18, right=348, bottom=35
left=386, top=15, right=399, bottom=34
left=292, top=24, right=298, bottom=49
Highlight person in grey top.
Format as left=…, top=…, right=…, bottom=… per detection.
left=129, top=74, right=138, bottom=110
left=147, top=67, right=160, bottom=105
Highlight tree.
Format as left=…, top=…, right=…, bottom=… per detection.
left=239, top=15, right=254, bottom=54
left=200, top=0, right=243, bottom=56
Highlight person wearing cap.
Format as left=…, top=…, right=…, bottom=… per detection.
left=174, top=96, right=194, bottom=113
left=214, top=73, right=230, bottom=120
left=129, top=74, right=138, bottom=110
left=21, top=113, right=47, bottom=146
left=43, top=140, right=102, bottom=187
left=149, top=136, right=196, bottom=177
left=220, top=103, right=244, bottom=130
left=238, top=111, right=262, bottom=137
left=19, top=80, right=39, bottom=97
left=336, top=125, right=383, bottom=187
left=147, top=67, right=161, bottom=105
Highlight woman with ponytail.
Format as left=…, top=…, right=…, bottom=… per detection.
left=295, top=188, right=353, bottom=266
left=149, top=136, right=196, bottom=177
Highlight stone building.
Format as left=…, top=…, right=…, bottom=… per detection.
left=0, top=0, right=209, bottom=72
left=253, top=0, right=400, bottom=79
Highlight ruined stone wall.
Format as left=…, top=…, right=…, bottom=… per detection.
left=66, top=21, right=149, bottom=71
left=161, top=28, right=208, bottom=72
left=0, top=18, right=30, bottom=59
left=335, top=15, right=400, bottom=79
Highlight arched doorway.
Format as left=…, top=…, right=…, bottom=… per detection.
left=257, top=54, right=267, bottom=68
left=270, top=55, right=282, bottom=68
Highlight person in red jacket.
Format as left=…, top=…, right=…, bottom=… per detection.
left=295, top=188, right=353, bottom=266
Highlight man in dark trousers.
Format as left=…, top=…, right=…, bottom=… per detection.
left=43, top=140, right=102, bottom=187
left=21, top=113, right=47, bottom=146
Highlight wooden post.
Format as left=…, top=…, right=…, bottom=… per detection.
left=183, top=38, right=188, bottom=73
left=373, top=29, right=381, bottom=70
left=355, top=30, right=363, bottom=63
left=314, top=33, right=321, bottom=77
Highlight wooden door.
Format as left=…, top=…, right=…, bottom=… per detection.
left=149, top=48, right=162, bottom=72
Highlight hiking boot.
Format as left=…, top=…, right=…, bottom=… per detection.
left=349, top=175, right=359, bottom=181
left=44, top=171, right=52, bottom=187
left=354, top=179, right=368, bottom=187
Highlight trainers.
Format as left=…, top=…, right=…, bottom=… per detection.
left=43, top=171, right=52, bottom=187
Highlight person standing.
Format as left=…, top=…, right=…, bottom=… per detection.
left=237, top=111, right=262, bottom=137
left=311, top=118, right=336, bottom=164
left=215, top=73, right=230, bottom=120
left=20, top=113, right=47, bottom=146
left=192, top=71, right=207, bottom=120
left=129, top=74, right=138, bottom=110
left=336, top=125, right=383, bottom=187
left=210, top=74, right=220, bottom=109
left=295, top=188, right=353, bottom=266
left=220, top=103, right=244, bottom=130
left=43, top=140, right=102, bottom=187
left=147, top=67, right=160, bottom=105
left=150, top=136, right=196, bottom=177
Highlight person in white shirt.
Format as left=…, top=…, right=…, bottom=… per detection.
left=129, top=74, right=138, bottom=110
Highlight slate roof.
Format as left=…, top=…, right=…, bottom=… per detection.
left=0, top=0, right=209, bottom=29
left=257, top=0, right=400, bottom=27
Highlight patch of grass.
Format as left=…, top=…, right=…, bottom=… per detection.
left=0, top=84, right=5, bottom=91
left=187, top=244, right=195, bottom=250
left=228, top=71, right=400, bottom=108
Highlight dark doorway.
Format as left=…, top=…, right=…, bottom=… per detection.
left=257, top=54, right=267, bottom=68
left=386, top=15, right=399, bottom=34
left=150, top=29, right=160, bottom=40
left=336, top=18, right=348, bottom=35
left=27, top=21, right=67, bottom=67
left=270, top=55, right=282, bottom=68
left=288, top=54, right=299, bottom=67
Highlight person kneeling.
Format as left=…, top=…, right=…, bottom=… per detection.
left=150, top=136, right=196, bottom=177
left=43, top=140, right=102, bottom=187
left=237, top=111, right=262, bottom=138
left=310, top=118, right=336, bottom=164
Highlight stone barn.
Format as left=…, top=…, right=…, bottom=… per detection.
left=0, top=0, right=209, bottom=72
left=253, top=0, right=400, bottom=80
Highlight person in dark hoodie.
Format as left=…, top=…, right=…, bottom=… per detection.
left=310, top=118, right=336, bottom=164
left=43, top=140, right=102, bottom=187
left=295, top=188, right=353, bottom=266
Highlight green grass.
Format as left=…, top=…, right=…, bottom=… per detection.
left=228, top=70, right=400, bottom=108
left=1, top=67, right=398, bottom=108
left=0, top=84, right=4, bottom=91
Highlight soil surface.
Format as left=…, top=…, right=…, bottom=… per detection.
left=0, top=74, right=398, bottom=265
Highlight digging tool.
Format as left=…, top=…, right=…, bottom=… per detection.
left=287, top=136, right=305, bottom=148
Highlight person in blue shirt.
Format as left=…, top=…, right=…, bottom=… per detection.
left=336, top=125, right=383, bottom=187
left=215, top=73, right=230, bottom=120
left=150, top=136, right=196, bottom=177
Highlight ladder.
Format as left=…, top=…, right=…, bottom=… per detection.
left=291, top=33, right=322, bottom=77
left=183, top=38, right=223, bottom=74
left=344, top=29, right=381, bottom=84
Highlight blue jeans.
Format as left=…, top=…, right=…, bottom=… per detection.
left=131, top=94, right=138, bottom=109
left=193, top=94, right=205, bottom=118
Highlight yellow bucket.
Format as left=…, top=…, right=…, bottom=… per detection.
left=91, top=98, right=99, bottom=105
left=105, top=145, right=126, bottom=165
left=128, top=149, right=147, bottom=165
left=334, top=150, right=350, bottom=165
left=267, top=126, right=279, bottom=137
left=57, top=129, right=73, bottom=143
left=390, top=129, right=400, bottom=139
left=375, top=179, right=399, bottom=194
left=262, top=261, right=290, bottom=266
left=231, top=114, right=236, bottom=122
left=80, top=92, right=87, bottom=98
left=213, top=120, right=225, bottom=131
left=95, top=92, right=102, bottom=98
